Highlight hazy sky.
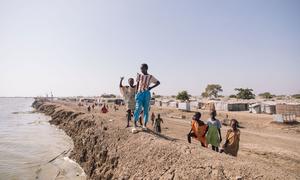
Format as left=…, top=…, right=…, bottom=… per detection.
left=0, top=0, right=299, bottom=97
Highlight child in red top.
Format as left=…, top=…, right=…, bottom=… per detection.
left=101, top=104, right=108, bottom=113
left=188, top=112, right=208, bottom=147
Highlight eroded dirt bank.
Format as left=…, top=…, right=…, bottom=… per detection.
left=32, top=100, right=299, bottom=180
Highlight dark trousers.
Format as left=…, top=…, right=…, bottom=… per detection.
left=155, top=125, right=161, bottom=133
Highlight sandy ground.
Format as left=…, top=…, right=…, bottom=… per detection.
left=152, top=107, right=300, bottom=177
left=34, top=100, right=300, bottom=179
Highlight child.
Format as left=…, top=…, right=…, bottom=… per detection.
left=154, top=114, right=163, bottom=133
left=120, top=77, right=136, bottom=127
left=132, top=64, right=160, bottom=133
left=206, top=110, right=222, bottom=152
left=126, top=109, right=133, bottom=125
left=151, top=112, right=156, bottom=127
left=188, top=112, right=208, bottom=147
left=101, top=104, right=108, bottom=114
left=114, top=105, right=118, bottom=111
left=220, top=119, right=240, bottom=157
left=87, top=105, right=91, bottom=113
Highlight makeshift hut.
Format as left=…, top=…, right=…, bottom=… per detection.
left=273, top=114, right=297, bottom=123
left=169, top=101, right=178, bottom=108
left=178, top=102, right=191, bottom=111
left=276, top=103, right=300, bottom=117
left=227, top=103, right=249, bottom=111
left=80, top=98, right=97, bottom=103
left=162, top=100, right=172, bottom=107
left=249, top=103, right=261, bottom=114
left=190, top=101, right=201, bottom=109
left=214, top=101, right=228, bottom=111
left=261, top=102, right=276, bottom=114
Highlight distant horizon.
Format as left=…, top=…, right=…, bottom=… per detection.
left=1, top=92, right=299, bottom=99
left=1, top=1, right=299, bottom=97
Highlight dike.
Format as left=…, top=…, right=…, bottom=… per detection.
left=32, top=100, right=289, bottom=180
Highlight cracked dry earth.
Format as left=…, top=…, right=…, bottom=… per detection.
left=33, top=100, right=300, bottom=180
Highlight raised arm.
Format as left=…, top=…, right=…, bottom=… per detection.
left=119, top=77, right=124, bottom=88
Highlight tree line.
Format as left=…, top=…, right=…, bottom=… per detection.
left=174, top=84, right=297, bottom=101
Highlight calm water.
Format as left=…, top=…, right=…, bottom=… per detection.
left=0, top=98, right=86, bottom=180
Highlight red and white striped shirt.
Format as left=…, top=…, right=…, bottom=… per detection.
left=136, top=73, right=158, bottom=92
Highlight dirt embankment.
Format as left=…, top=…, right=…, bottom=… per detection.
left=32, top=100, right=299, bottom=180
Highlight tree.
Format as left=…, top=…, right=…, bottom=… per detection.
left=259, top=92, right=275, bottom=99
left=176, top=91, right=191, bottom=101
left=234, top=88, right=255, bottom=99
left=292, top=94, right=300, bottom=99
left=201, top=92, right=209, bottom=98
left=202, top=84, right=223, bottom=98
left=229, top=94, right=237, bottom=98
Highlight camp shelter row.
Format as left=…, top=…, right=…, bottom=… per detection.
left=154, top=99, right=300, bottom=117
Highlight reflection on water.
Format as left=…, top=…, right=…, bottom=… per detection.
left=0, top=98, right=86, bottom=180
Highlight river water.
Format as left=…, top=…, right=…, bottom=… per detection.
left=0, top=98, right=86, bottom=180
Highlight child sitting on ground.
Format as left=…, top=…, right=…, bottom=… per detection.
left=188, top=112, right=208, bottom=147
left=220, top=119, right=241, bottom=157
left=154, top=114, right=163, bottom=133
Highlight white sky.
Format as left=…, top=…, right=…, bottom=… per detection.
left=0, top=0, right=299, bottom=97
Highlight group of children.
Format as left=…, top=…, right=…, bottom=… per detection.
left=151, top=112, right=164, bottom=133
left=87, top=104, right=97, bottom=113
left=188, top=111, right=240, bottom=157
left=86, top=103, right=109, bottom=113
left=120, top=63, right=160, bottom=133
left=119, top=63, right=240, bottom=157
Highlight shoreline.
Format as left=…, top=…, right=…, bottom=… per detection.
left=32, top=99, right=300, bottom=179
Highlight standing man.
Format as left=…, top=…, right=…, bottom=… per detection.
left=132, top=63, right=160, bottom=133
left=120, top=77, right=136, bottom=128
